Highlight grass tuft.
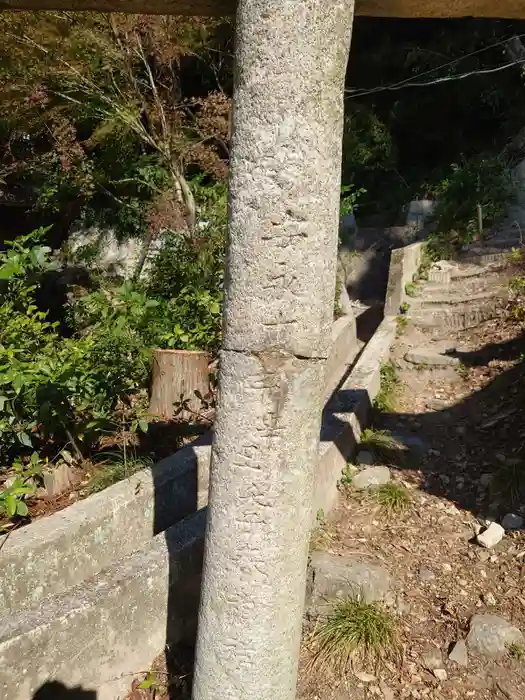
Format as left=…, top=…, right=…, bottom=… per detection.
left=372, top=482, right=413, bottom=517
left=87, top=452, right=153, bottom=495
left=508, top=642, right=525, bottom=661
left=310, top=595, right=400, bottom=674
left=374, top=361, right=400, bottom=412
left=395, top=315, right=409, bottom=337
left=405, top=282, right=417, bottom=298
left=359, top=428, right=407, bottom=466
left=491, top=457, right=525, bottom=506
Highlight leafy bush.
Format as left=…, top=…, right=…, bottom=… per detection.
left=0, top=232, right=148, bottom=464
left=0, top=212, right=226, bottom=472
left=145, top=179, right=226, bottom=352
left=429, top=154, right=515, bottom=253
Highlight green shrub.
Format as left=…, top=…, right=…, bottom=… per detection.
left=373, top=362, right=400, bottom=413
left=429, top=154, right=514, bottom=254
left=0, top=232, right=150, bottom=463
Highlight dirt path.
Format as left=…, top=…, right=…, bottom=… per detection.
left=299, top=301, right=525, bottom=699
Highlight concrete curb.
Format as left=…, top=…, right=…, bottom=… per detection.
left=1, top=315, right=359, bottom=617
left=384, top=241, right=424, bottom=317
left=0, top=315, right=396, bottom=700
left=0, top=511, right=206, bottom=700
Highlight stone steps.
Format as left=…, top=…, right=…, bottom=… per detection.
left=421, top=279, right=507, bottom=298
left=410, top=242, right=513, bottom=335
left=411, top=297, right=506, bottom=335
left=461, top=249, right=513, bottom=266
left=411, top=288, right=507, bottom=309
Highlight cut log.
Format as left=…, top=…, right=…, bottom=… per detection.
left=149, top=349, right=210, bottom=421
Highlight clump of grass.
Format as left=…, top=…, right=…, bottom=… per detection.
left=508, top=642, right=525, bottom=661
left=405, top=282, right=417, bottom=297
left=310, top=595, right=400, bottom=674
left=455, top=361, right=469, bottom=380
left=87, top=452, right=153, bottom=495
left=310, top=509, right=335, bottom=551
left=360, top=428, right=406, bottom=466
left=417, top=245, right=434, bottom=280
left=395, top=315, right=408, bottom=337
left=373, top=361, right=400, bottom=413
left=372, top=482, right=413, bottom=517
left=491, top=457, right=525, bottom=506
left=340, top=463, right=358, bottom=487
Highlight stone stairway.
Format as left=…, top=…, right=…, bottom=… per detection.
left=408, top=238, right=520, bottom=337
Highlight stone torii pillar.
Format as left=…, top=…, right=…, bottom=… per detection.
left=1, top=1, right=524, bottom=699
left=191, top=4, right=354, bottom=699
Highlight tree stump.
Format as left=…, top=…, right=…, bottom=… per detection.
left=149, top=349, right=210, bottom=421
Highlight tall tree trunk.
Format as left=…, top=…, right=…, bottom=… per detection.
left=192, top=2, right=355, bottom=700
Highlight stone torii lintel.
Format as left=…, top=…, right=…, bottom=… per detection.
left=1, top=0, right=525, bottom=17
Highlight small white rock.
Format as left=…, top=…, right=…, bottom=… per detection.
left=502, top=513, right=524, bottom=530
left=433, top=669, right=448, bottom=681
left=483, top=592, right=496, bottom=606
left=476, top=522, right=505, bottom=548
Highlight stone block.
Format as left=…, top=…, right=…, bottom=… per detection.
left=405, top=347, right=459, bottom=367
left=308, top=551, right=391, bottom=608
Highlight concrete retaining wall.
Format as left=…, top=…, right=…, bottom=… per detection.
left=1, top=314, right=360, bottom=618
left=0, top=511, right=206, bottom=700
left=0, top=436, right=211, bottom=616
left=384, top=241, right=424, bottom=316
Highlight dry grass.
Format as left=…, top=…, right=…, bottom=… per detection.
left=359, top=428, right=407, bottom=466
left=308, top=595, right=400, bottom=675
left=371, top=482, right=413, bottom=517
left=491, top=457, right=525, bottom=506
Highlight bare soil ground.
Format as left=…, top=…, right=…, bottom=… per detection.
left=298, top=313, right=525, bottom=700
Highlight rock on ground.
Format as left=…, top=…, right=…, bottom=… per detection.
left=422, top=647, right=443, bottom=670
left=307, top=552, right=391, bottom=610
left=448, top=639, right=468, bottom=667
left=405, top=347, right=459, bottom=367
left=467, top=614, right=524, bottom=657
left=502, top=513, right=524, bottom=530
left=352, top=466, right=391, bottom=490
left=476, top=522, right=505, bottom=548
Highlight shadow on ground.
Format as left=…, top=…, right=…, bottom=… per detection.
left=377, top=329, right=525, bottom=520
left=31, top=682, right=97, bottom=700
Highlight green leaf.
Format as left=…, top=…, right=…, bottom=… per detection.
left=138, top=419, right=149, bottom=434
left=18, top=432, right=32, bottom=447
left=16, top=500, right=29, bottom=517
left=5, top=494, right=17, bottom=517
left=137, top=672, right=157, bottom=690
left=0, top=261, right=21, bottom=279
